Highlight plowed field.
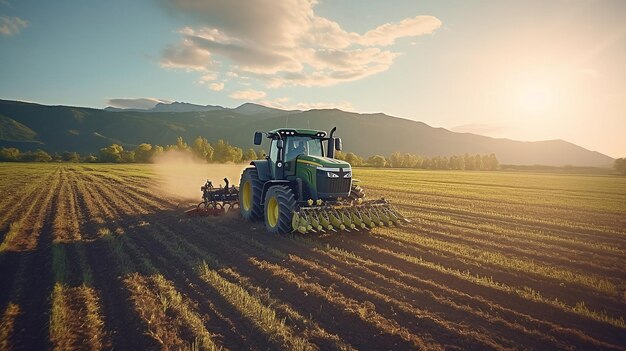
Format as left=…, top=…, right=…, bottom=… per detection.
left=0, top=163, right=625, bottom=350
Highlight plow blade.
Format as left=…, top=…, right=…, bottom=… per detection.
left=185, top=178, right=239, bottom=217
left=291, top=199, right=409, bottom=234
left=185, top=201, right=239, bottom=217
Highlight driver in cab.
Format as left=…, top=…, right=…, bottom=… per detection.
left=286, top=140, right=307, bottom=161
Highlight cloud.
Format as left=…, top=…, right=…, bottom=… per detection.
left=158, top=0, right=441, bottom=87
left=229, top=89, right=266, bottom=100
left=198, top=72, right=218, bottom=82
left=107, top=97, right=173, bottom=109
left=0, top=15, right=28, bottom=36
left=160, top=39, right=213, bottom=71
left=208, top=82, right=224, bottom=91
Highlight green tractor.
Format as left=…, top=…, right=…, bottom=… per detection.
left=238, top=127, right=407, bottom=234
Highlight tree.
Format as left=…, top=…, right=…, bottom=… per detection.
left=402, top=153, right=418, bottom=168
left=212, top=139, right=242, bottom=163
left=176, top=136, right=189, bottom=151
left=152, top=145, right=164, bottom=159
left=257, top=149, right=267, bottom=158
left=134, top=143, right=154, bottom=163
left=243, top=148, right=258, bottom=161
left=440, top=156, right=448, bottom=169
left=99, top=144, right=124, bottom=163
left=464, top=154, right=474, bottom=170
left=83, top=154, right=98, bottom=163
left=62, top=151, right=81, bottom=163
left=474, top=154, right=483, bottom=170
left=52, top=152, right=63, bottom=162
left=367, top=155, right=386, bottom=168
left=191, top=137, right=214, bottom=161
left=486, top=153, right=499, bottom=170
left=389, top=152, right=403, bottom=168
left=0, top=147, right=20, bottom=161
left=344, top=152, right=363, bottom=166
left=334, top=151, right=346, bottom=161
left=615, top=158, right=626, bottom=175
left=36, top=150, right=52, bottom=162
left=20, top=149, right=52, bottom=162
left=449, top=155, right=459, bottom=170
left=457, top=155, right=465, bottom=170
left=121, top=150, right=135, bottom=163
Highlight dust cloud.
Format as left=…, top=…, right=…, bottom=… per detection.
left=150, top=151, right=248, bottom=202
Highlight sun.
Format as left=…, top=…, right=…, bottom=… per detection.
left=517, top=83, right=554, bottom=114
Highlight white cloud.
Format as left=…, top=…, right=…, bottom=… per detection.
left=229, top=89, right=266, bottom=100
left=208, top=82, right=224, bottom=91
left=0, top=16, right=28, bottom=36
left=198, top=72, right=218, bottom=82
left=158, top=0, right=441, bottom=87
left=160, top=39, right=213, bottom=71
left=107, top=97, right=172, bottom=109
left=359, top=16, right=441, bottom=46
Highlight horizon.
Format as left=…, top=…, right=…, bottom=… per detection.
left=1, top=0, right=625, bottom=158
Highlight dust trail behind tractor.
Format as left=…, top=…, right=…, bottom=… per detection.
left=184, top=178, right=239, bottom=216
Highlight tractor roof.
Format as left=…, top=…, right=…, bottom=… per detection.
left=268, top=128, right=327, bottom=138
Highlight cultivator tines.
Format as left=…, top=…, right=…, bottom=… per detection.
left=184, top=178, right=239, bottom=217
left=291, top=199, right=409, bottom=234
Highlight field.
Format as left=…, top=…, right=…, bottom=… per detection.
left=0, top=163, right=625, bottom=350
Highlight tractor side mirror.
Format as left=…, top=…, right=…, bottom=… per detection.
left=334, top=138, right=343, bottom=151
left=253, top=132, right=263, bottom=145
left=277, top=140, right=284, bottom=149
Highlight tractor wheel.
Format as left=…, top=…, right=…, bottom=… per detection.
left=263, top=185, right=296, bottom=234
left=239, top=168, right=263, bottom=221
left=349, top=184, right=366, bottom=201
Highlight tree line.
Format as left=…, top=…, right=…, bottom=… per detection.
left=1, top=136, right=502, bottom=171
left=335, top=151, right=500, bottom=170
left=0, top=137, right=266, bottom=164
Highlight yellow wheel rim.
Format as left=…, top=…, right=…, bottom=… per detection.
left=267, top=196, right=279, bottom=228
left=242, top=181, right=252, bottom=211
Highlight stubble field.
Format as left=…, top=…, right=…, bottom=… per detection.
left=0, top=163, right=625, bottom=350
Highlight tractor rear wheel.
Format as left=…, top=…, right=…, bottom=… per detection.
left=264, top=185, right=296, bottom=234
left=239, top=168, right=263, bottom=221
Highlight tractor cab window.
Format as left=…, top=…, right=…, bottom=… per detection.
left=285, top=136, right=323, bottom=162
left=269, top=140, right=279, bottom=162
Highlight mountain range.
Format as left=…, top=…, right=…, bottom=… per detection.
left=0, top=99, right=614, bottom=167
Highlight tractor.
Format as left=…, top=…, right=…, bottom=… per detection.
left=238, top=127, right=407, bottom=234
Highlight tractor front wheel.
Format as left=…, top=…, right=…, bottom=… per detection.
left=239, top=168, right=263, bottom=221
left=264, top=185, right=296, bottom=234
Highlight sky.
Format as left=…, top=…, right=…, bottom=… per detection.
left=0, top=0, right=624, bottom=158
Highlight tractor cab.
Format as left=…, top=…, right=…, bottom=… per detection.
left=252, top=127, right=351, bottom=201
left=261, top=129, right=329, bottom=178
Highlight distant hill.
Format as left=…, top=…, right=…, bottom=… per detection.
left=0, top=99, right=614, bottom=167
left=104, top=101, right=225, bottom=113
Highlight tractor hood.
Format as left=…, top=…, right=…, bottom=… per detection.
left=296, top=154, right=351, bottom=170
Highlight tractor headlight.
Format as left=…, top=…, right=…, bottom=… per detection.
left=327, top=172, right=339, bottom=178
left=344, top=171, right=352, bottom=178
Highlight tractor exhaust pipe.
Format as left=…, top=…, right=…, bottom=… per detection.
left=327, top=126, right=337, bottom=158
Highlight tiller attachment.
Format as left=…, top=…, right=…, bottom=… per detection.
left=291, top=198, right=409, bottom=234
left=185, top=178, right=239, bottom=217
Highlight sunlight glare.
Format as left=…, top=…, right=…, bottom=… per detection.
left=517, top=83, right=554, bottom=114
